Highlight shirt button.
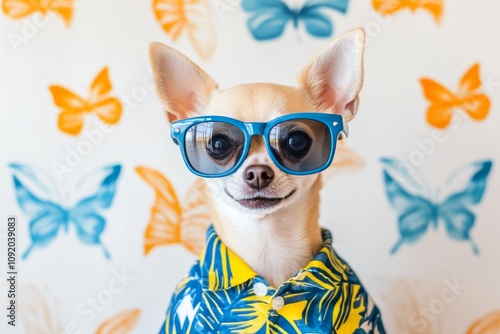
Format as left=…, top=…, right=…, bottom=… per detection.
left=253, top=282, right=268, bottom=296
left=272, top=296, right=285, bottom=310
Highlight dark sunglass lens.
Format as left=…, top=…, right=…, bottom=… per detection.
left=269, top=119, right=331, bottom=172
left=185, top=122, right=245, bottom=175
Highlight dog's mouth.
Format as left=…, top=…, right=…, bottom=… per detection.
left=225, top=189, right=296, bottom=210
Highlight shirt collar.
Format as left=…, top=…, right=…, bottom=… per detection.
left=199, top=225, right=359, bottom=291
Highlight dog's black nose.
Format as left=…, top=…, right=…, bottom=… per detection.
left=244, top=165, right=275, bottom=190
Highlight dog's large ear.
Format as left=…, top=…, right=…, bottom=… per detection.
left=298, top=29, right=365, bottom=122
left=150, top=42, right=218, bottom=122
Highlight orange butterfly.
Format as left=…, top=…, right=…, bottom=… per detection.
left=372, top=0, right=444, bottom=24
left=49, top=67, right=123, bottom=136
left=420, top=63, right=491, bottom=129
left=467, top=310, right=500, bottom=334
left=152, top=0, right=216, bottom=61
left=136, top=166, right=211, bottom=256
left=2, top=0, right=74, bottom=27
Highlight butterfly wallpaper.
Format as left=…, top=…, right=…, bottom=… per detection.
left=420, top=63, right=491, bottom=129
left=2, top=0, right=74, bottom=27
left=372, top=0, right=443, bottom=24
left=381, top=158, right=492, bottom=255
left=10, top=163, right=122, bottom=259
left=152, top=0, right=216, bottom=60
left=1, top=0, right=499, bottom=333
left=49, top=67, right=123, bottom=136
left=135, top=166, right=211, bottom=256
left=242, top=0, right=350, bottom=40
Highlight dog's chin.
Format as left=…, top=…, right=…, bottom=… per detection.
left=224, top=188, right=297, bottom=213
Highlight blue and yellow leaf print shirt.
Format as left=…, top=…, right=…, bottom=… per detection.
left=160, top=226, right=386, bottom=333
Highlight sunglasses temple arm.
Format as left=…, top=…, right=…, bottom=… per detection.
left=170, top=133, right=180, bottom=145
left=341, top=119, right=349, bottom=139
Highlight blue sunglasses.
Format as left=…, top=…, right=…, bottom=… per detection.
left=170, top=112, right=348, bottom=178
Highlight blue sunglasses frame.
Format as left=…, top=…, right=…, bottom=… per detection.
left=170, top=112, right=348, bottom=178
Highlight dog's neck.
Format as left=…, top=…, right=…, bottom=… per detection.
left=209, top=177, right=324, bottom=288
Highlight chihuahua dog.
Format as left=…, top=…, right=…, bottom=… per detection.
left=151, top=28, right=386, bottom=334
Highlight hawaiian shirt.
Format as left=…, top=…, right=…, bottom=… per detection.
left=159, top=226, right=386, bottom=333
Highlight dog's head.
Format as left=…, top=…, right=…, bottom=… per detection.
left=150, top=29, right=365, bottom=218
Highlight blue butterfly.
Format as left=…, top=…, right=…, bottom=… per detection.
left=9, top=163, right=121, bottom=260
left=380, top=158, right=493, bottom=255
left=242, top=0, right=350, bottom=41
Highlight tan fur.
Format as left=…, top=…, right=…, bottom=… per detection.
left=150, top=28, right=365, bottom=287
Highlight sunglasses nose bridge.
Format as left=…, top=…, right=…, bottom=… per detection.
left=244, top=122, right=267, bottom=144
left=244, top=122, right=269, bottom=158
left=244, top=122, right=267, bottom=137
